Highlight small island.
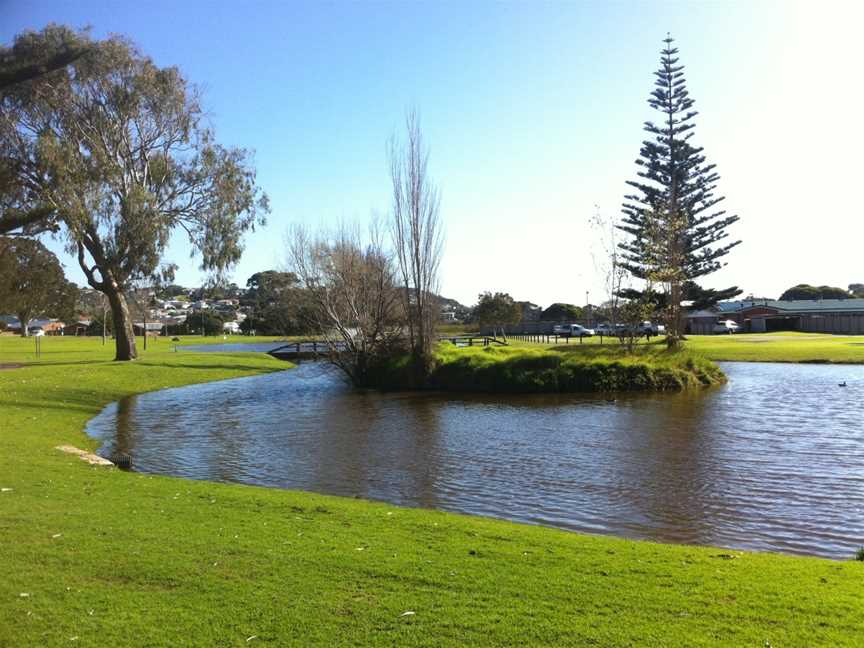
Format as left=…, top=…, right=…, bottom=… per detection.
left=376, top=342, right=724, bottom=392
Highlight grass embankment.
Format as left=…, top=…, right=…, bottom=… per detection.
left=685, top=331, right=864, bottom=363
left=1, top=336, right=862, bottom=646
left=413, top=342, right=724, bottom=393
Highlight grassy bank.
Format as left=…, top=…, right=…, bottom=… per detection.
left=399, top=342, right=724, bottom=393
left=1, top=337, right=862, bottom=646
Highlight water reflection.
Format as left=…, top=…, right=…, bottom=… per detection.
left=86, top=361, right=864, bottom=559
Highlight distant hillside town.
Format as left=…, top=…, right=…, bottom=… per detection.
left=3, top=276, right=864, bottom=338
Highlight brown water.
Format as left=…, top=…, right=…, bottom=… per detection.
left=86, top=361, right=864, bottom=559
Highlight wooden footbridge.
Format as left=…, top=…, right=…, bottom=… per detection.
left=268, top=335, right=508, bottom=360
left=439, top=335, right=509, bottom=347
left=268, top=340, right=347, bottom=360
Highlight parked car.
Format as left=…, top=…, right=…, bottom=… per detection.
left=595, top=323, right=615, bottom=336
left=27, top=326, right=45, bottom=336
left=638, top=321, right=665, bottom=335
left=713, top=319, right=740, bottom=334
left=553, top=323, right=594, bottom=337
left=614, top=321, right=665, bottom=337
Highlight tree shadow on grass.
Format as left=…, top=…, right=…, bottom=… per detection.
left=0, top=397, right=103, bottom=415
left=0, top=358, right=117, bottom=370
left=137, top=361, right=290, bottom=373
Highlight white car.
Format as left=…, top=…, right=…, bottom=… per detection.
left=713, top=319, right=740, bottom=334
left=595, top=323, right=615, bottom=336
left=27, top=326, right=45, bottom=336
left=553, top=324, right=594, bottom=337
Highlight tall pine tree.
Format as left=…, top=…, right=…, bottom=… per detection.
left=619, top=36, right=740, bottom=347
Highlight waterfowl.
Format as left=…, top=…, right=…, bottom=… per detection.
left=839, top=381, right=847, bottom=387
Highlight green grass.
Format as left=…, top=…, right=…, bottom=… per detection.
left=422, top=342, right=724, bottom=392
left=684, top=331, right=864, bottom=363
left=1, top=336, right=863, bottom=646
left=171, top=334, right=296, bottom=346
left=505, top=331, right=864, bottom=364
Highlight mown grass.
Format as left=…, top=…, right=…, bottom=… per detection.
left=172, top=334, right=295, bottom=346
left=1, top=336, right=863, bottom=646
left=506, top=331, right=864, bottom=364
left=685, top=331, right=864, bottom=363
left=423, top=342, right=724, bottom=393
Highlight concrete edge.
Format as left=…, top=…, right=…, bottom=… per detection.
left=55, top=445, right=115, bottom=467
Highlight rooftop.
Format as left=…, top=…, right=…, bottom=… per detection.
left=718, top=299, right=864, bottom=314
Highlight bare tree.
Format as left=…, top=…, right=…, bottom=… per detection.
left=590, top=205, right=628, bottom=330
left=285, top=222, right=403, bottom=387
left=389, top=109, right=444, bottom=378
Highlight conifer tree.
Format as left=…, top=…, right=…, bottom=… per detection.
left=619, top=36, right=740, bottom=347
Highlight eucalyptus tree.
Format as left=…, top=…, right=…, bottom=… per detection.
left=0, top=26, right=268, bottom=359
left=0, top=25, right=90, bottom=90
left=0, top=26, right=90, bottom=236
left=473, top=292, right=521, bottom=339
left=618, top=36, right=740, bottom=347
left=0, top=237, right=78, bottom=336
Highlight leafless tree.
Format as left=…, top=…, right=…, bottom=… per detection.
left=389, top=109, right=444, bottom=378
left=285, top=222, right=403, bottom=387
left=590, top=205, right=628, bottom=330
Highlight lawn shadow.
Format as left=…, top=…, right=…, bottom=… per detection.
left=138, top=361, right=290, bottom=373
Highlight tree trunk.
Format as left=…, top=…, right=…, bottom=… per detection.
left=17, top=311, right=30, bottom=337
left=105, top=286, right=138, bottom=361
left=667, top=281, right=682, bottom=349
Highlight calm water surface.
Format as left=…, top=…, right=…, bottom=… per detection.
left=86, top=360, right=864, bottom=559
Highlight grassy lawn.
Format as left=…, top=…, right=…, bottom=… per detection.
left=172, top=334, right=294, bottom=346
left=685, top=331, right=864, bottom=363
left=504, top=331, right=864, bottom=364
left=1, top=336, right=862, bottom=646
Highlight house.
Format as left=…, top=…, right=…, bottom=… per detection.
left=516, top=301, right=542, bottom=322
left=4, top=318, right=66, bottom=335
left=687, top=299, right=864, bottom=334
left=133, top=322, right=165, bottom=336
left=65, top=320, right=92, bottom=336
left=687, top=309, right=721, bottom=335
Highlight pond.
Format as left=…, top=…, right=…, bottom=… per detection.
left=86, top=360, right=864, bottom=559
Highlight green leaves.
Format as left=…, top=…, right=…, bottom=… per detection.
left=1, top=25, right=269, bottom=358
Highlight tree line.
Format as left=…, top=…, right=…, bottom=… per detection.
left=1, top=26, right=267, bottom=359
left=2, top=26, right=750, bottom=379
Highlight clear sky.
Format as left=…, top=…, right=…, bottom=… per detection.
left=3, top=0, right=863, bottom=307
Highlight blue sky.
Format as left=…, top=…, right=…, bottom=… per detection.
left=3, top=1, right=863, bottom=307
